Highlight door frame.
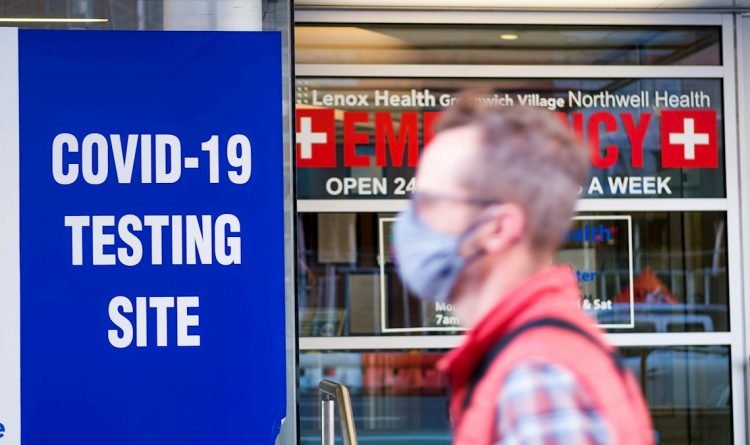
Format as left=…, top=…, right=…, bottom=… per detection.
left=293, top=10, right=747, bottom=443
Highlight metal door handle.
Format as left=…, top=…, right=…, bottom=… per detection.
left=319, top=379, right=359, bottom=445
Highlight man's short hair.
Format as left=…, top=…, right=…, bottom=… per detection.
left=435, top=95, right=589, bottom=251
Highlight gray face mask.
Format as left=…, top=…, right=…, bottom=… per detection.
left=393, top=204, right=486, bottom=303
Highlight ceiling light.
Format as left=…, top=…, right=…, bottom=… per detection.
left=0, top=18, right=108, bottom=23
left=500, top=34, right=519, bottom=41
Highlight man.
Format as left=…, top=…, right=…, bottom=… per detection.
left=393, top=100, right=653, bottom=445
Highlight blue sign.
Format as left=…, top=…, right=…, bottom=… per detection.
left=15, top=30, right=286, bottom=444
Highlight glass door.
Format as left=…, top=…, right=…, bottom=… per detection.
left=293, top=12, right=744, bottom=444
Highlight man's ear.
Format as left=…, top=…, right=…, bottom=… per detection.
left=480, top=203, right=526, bottom=254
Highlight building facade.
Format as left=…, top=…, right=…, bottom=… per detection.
left=293, top=4, right=750, bottom=444
left=4, top=1, right=750, bottom=444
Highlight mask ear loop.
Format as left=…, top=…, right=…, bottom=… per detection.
left=457, top=205, right=504, bottom=265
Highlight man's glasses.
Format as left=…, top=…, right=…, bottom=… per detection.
left=411, top=191, right=501, bottom=215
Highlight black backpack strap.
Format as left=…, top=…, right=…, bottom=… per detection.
left=461, top=317, right=625, bottom=413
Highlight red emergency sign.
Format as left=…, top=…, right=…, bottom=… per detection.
left=295, top=108, right=719, bottom=170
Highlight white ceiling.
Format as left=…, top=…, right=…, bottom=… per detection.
left=295, top=23, right=720, bottom=65
left=295, top=0, right=750, bottom=9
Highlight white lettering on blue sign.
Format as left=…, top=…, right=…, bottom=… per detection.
left=53, top=132, right=250, bottom=350
left=52, top=133, right=252, bottom=185
left=108, top=296, right=200, bottom=348
left=51, top=133, right=250, bottom=350
left=64, top=214, right=241, bottom=266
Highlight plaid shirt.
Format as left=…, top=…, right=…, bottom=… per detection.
left=495, top=360, right=613, bottom=445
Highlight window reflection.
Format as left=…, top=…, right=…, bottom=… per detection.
left=592, top=212, right=729, bottom=333
left=0, top=0, right=163, bottom=30
left=297, top=211, right=728, bottom=336
left=299, top=347, right=731, bottom=445
left=295, top=25, right=721, bottom=66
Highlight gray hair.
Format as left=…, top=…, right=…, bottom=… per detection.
left=436, top=98, right=589, bottom=250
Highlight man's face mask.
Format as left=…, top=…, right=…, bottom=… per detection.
left=393, top=195, right=496, bottom=303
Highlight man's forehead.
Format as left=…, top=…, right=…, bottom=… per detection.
left=416, top=125, right=482, bottom=192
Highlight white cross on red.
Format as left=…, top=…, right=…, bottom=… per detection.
left=296, top=116, right=328, bottom=160
left=668, top=117, right=709, bottom=161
